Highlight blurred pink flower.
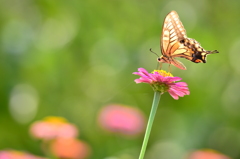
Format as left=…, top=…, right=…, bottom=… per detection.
left=133, top=68, right=190, bottom=100
left=30, top=116, right=78, bottom=140
left=98, top=104, right=146, bottom=136
left=0, top=150, right=46, bottom=159
left=188, top=149, right=231, bottom=159
left=50, top=138, right=90, bottom=159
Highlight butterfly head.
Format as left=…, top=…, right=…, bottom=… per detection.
left=157, top=56, right=168, bottom=63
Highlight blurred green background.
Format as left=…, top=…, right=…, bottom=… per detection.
left=1, top=0, right=240, bottom=158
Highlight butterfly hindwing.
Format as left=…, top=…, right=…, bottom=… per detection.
left=173, top=38, right=218, bottom=63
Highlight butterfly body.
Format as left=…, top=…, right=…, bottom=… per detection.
left=158, top=11, right=219, bottom=70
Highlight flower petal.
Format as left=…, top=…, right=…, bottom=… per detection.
left=169, top=88, right=185, bottom=97
left=168, top=89, right=179, bottom=100
left=134, top=78, right=152, bottom=84
left=165, top=76, right=182, bottom=82
left=170, top=85, right=189, bottom=96
left=175, top=82, right=188, bottom=87
left=152, top=73, right=164, bottom=82
left=137, top=68, right=149, bottom=76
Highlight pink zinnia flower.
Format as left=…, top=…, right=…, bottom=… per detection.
left=50, top=138, right=90, bottom=159
left=30, top=116, right=78, bottom=140
left=188, top=149, right=231, bottom=159
left=133, top=68, right=190, bottom=100
left=98, top=104, right=146, bottom=136
left=0, top=150, right=46, bottom=159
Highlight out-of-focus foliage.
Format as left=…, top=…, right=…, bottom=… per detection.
left=0, top=0, right=239, bottom=158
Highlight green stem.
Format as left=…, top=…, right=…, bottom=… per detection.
left=138, top=91, right=162, bottom=159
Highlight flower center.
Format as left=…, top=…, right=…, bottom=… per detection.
left=152, top=70, right=173, bottom=77
left=44, top=116, right=67, bottom=124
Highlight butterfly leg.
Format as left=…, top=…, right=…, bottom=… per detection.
left=168, top=63, right=171, bottom=73
left=157, top=62, right=163, bottom=70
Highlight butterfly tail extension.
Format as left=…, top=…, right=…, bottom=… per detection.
left=209, top=50, right=219, bottom=54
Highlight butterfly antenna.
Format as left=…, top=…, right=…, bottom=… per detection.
left=150, top=48, right=159, bottom=57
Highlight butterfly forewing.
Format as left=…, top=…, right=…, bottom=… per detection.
left=161, top=11, right=187, bottom=56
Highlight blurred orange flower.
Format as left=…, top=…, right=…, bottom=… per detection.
left=98, top=104, right=146, bottom=136
left=0, top=150, right=46, bottom=159
left=188, top=149, right=231, bottom=159
left=30, top=116, right=78, bottom=140
left=50, top=138, right=90, bottom=159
